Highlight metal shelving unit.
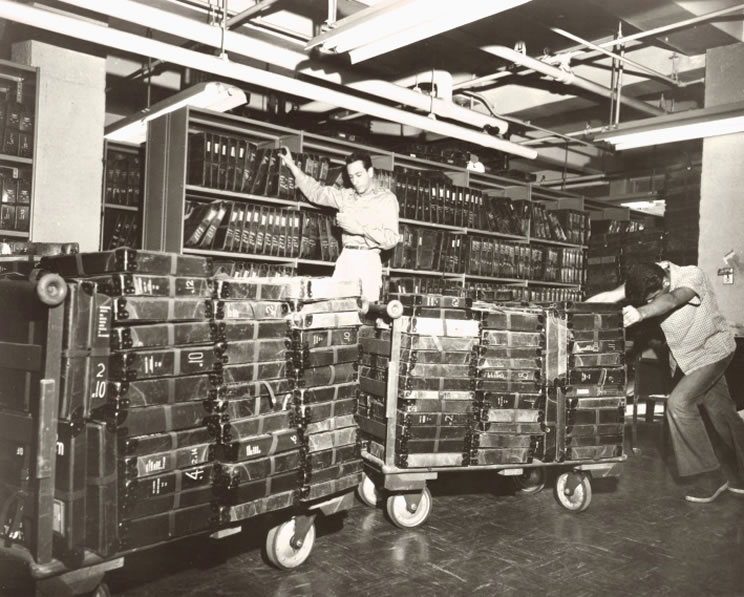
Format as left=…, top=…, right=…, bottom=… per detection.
left=142, top=106, right=591, bottom=296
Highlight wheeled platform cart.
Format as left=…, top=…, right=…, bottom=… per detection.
left=0, top=250, right=380, bottom=595
left=355, top=294, right=626, bottom=528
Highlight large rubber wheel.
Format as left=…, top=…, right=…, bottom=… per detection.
left=35, top=272, right=67, bottom=306
left=357, top=473, right=380, bottom=507
left=265, top=518, right=316, bottom=570
left=555, top=472, right=592, bottom=512
left=513, top=467, right=547, bottom=494
left=385, top=488, right=432, bottom=529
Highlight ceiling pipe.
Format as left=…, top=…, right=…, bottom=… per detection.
left=50, top=0, right=510, bottom=134
left=479, top=44, right=665, bottom=117
left=453, top=70, right=511, bottom=91
left=0, top=0, right=537, bottom=159
left=550, top=27, right=684, bottom=88
left=549, top=4, right=744, bottom=75
left=458, top=90, right=603, bottom=150
left=226, top=0, right=281, bottom=29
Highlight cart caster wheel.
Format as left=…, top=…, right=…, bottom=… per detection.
left=89, top=582, right=111, bottom=597
left=385, top=488, right=432, bottom=529
left=513, top=467, right=546, bottom=494
left=555, top=471, right=592, bottom=512
left=36, top=272, right=67, bottom=306
left=265, top=517, right=315, bottom=570
left=357, top=473, right=380, bottom=507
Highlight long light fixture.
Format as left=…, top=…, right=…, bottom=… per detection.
left=594, top=101, right=744, bottom=150
left=306, top=0, right=531, bottom=64
left=0, top=0, right=536, bottom=158
left=53, top=0, right=510, bottom=133
left=105, top=81, right=247, bottom=144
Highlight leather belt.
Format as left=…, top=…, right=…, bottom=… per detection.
left=343, top=245, right=378, bottom=251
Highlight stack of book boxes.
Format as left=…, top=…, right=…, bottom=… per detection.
left=210, top=276, right=364, bottom=524
left=468, top=304, right=546, bottom=466
left=358, top=294, right=480, bottom=468
left=40, top=248, right=217, bottom=553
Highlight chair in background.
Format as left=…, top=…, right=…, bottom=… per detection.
left=630, top=346, right=672, bottom=455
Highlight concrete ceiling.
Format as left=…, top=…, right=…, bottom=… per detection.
left=4, top=0, right=744, bottom=191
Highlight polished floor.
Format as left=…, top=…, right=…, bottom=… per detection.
left=4, top=421, right=744, bottom=597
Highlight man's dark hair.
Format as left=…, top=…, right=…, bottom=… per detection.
left=345, top=152, right=373, bottom=170
left=625, top=263, right=666, bottom=306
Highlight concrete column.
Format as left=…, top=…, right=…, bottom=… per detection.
left=699, top=43, right=744, bottom=331
left=11, top=40, right=105, bottom=251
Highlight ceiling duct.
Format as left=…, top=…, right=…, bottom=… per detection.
left=478, top=44, right=665, bottom=117
left=50, top=0, right=511, bottom=135
left=0, top=0, right=538, bottom=158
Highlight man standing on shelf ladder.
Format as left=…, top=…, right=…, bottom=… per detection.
left=588, top=261, right=744, bottom=503
left=279, top=147, right=400, bottom=302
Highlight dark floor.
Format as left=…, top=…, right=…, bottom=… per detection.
left=4, top=422, right=744, bottom=597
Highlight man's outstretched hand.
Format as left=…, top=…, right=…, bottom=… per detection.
left=623, top=305, right=642, bottom=327
left=278, top=146, right=296, bottom=168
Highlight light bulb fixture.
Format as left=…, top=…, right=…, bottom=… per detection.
left=594, top=100, right=744, bottom=150
left=306, top=0, right=531, bottom=64
left=104, top=81, right=247, bottom=144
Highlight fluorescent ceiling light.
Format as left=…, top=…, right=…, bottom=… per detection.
left=1, top=0, right=533, bottom=157
left=307, top=0, right=531, bottom=63
left=595, top=101, right=744, bottom=151
left=104, top=81, right=247, bottom=144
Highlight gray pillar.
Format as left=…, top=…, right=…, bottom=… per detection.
left=11, top=40, right=106, bottom=251
left=699, top=43, right=744, bottom=330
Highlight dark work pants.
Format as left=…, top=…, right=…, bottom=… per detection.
left=666, top=353, right=744, bottom=477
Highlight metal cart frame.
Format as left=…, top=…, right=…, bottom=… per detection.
left=357, top=314, right=626, bottom=527
left=0, top=275, right=358, bottom=595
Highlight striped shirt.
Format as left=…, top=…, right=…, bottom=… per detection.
left=295, top=171, right=400, bottom=251
left=657, top=261, right=735, bottom=374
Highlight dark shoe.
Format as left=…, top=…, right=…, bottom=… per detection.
left=685, top=470, right=729, bottom=503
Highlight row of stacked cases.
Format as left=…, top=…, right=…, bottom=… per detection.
left=357, top=294, right=481, bottom=468
left=585, top=219, right=663, bottom=295
left=394, top=169, right=528, bottom=235
left=392, top=225, right=585, bottom=284
left=104, top=150, right=142, bottom=207
left=101, top=148, right=143, bottom=250
left=519, top=202, right=591, bottom=245
left=183, top=199, right=340, bottom=263
left=467, top=303, right=546, bottom=466
left=39, top=249, right=217, bottom=558
left=0, top=166, right=32, bottom=232
left=102, top=210, right=140, bottom=250
left=210, top=275, right=364, bottom=524
left=0, top=84, right=34, bottom=158
left=188, top=134, right=359, bottom=200
left=0, top=259, right=111, bottom=566
left=387, top=276, right=583, bottom=304
left=562, top=304, right=626, bottom=461
left=23, top=248, right=365, bottom=566
left=355, top=292, right=625, bottom=473
left=185, top=131, right=589, bottom=251
left=212, top=259, right=294, bottom=278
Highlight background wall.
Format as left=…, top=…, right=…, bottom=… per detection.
left=12, top=40, right=105, bottom=251
left=699, top=43, right=744, bottom=332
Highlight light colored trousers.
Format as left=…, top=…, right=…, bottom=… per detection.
left=333, top=247, right=382, bottom=302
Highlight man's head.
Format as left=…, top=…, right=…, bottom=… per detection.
left=345, top=152, right=374, bottom=194
left=625, top=263, right=671, bottom=306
